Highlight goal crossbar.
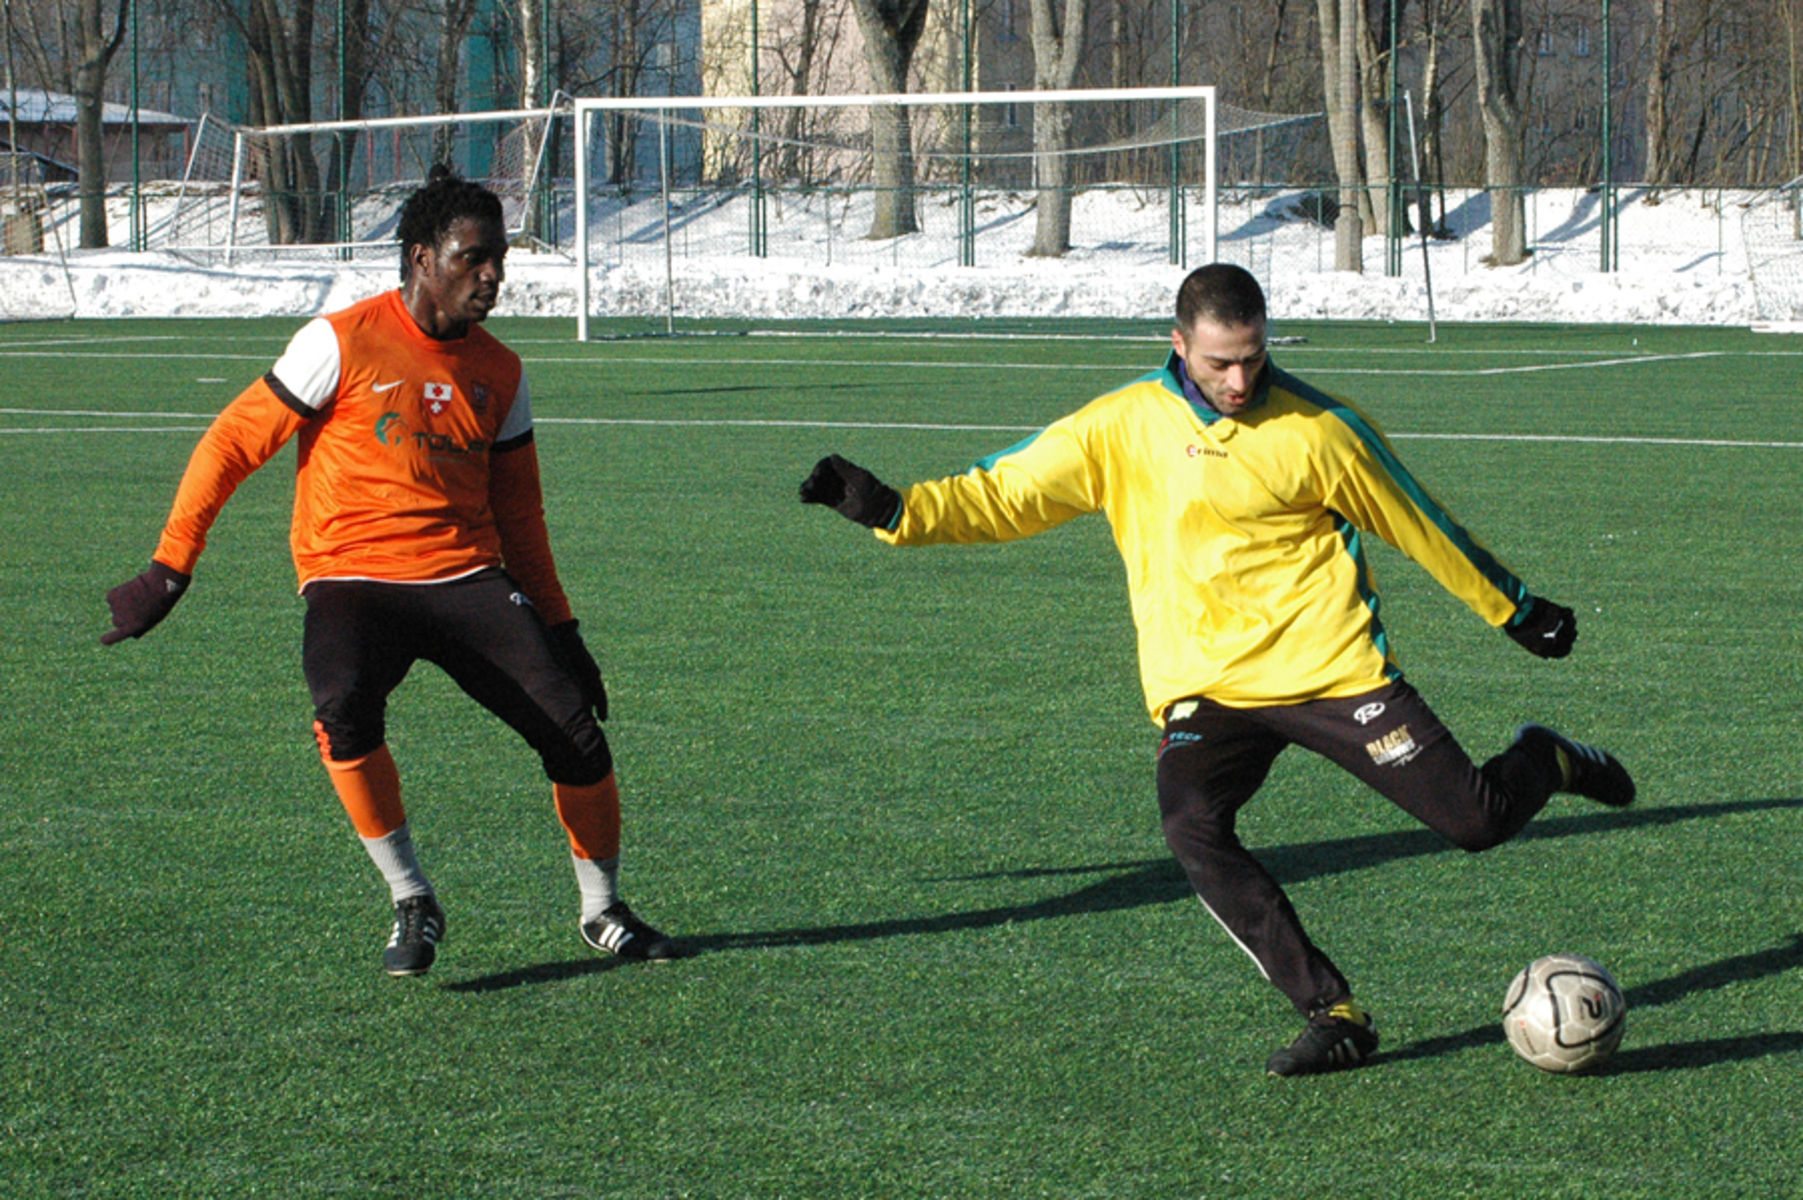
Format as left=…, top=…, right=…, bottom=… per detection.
left=573, top=86, right=1218, bottom=340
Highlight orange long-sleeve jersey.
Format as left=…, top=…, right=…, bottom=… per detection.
left=152, top=289, right=574, bottom=624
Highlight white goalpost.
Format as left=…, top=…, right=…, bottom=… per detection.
left=571, top=86, right=1222, bottom=340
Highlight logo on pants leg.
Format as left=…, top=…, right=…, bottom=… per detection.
left=1365, top=724, right=1421, bottom=767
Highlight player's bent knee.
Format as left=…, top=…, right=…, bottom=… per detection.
left=312, top=715, right=384, bottom=763
left=540, top=740, right=614, bottom=788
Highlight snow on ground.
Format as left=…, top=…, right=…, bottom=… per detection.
left=0, top=184, right=1784, bottom=326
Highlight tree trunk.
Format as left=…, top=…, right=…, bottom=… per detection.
left=1413, top=0, right=1445, bottom=238
left=849, top=0, right=928, bottom=239
left=1252, top=0, right=1291, bottom=184
left=516, top=0, right=550, bottom=239
left=433, top=0, right=482, bottom=167
left=1645, top=0, right=1671, bottom=188
left=608, top=1, right=642, bottom=186
left=1355, top=0, right=1390, bottom=237
left=1470, top=0, right=1526, bottom=265
left=324, top=0, right=373, bottom=245
left=1317, top=0, right=1363, bottom=270
left=1026, top=0, right=1088, bottom=257
left=73, top=0, right=126, bottom=249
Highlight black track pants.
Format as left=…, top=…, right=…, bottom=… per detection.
left=302, top=569, right=613, bottom=786
left=1154, top=679, right=1561, bottom=1015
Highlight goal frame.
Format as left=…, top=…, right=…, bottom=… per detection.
left=571, top=86, right=1219, bottom=340
left=167, top=101, right=567, bottom=265
left=1742, top=173, right=1803, bottom=332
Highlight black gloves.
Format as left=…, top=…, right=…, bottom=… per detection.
left=100, top=561, right=191, bottom=645
left=548, top=619, right=608, bottom=722
left=1505, top=596, right=1577, bottom=659
left=799, top=454, right=903, bottom=529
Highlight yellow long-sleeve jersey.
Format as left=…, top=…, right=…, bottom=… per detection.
left=877, top=353, right=1532, bottom=723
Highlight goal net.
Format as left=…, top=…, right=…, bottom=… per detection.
left=0, top=151, right=76, bottom=321
left=572, top=86, right=1314, bottom=337
left=1742, top=175, right=1803, bottom=331
left=161, top=101, right=566, bottom=265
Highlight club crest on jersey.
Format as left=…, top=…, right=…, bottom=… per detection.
left=425, top=381, right=453, bottom=415
left=1365, top=724, right=1421, bottom=767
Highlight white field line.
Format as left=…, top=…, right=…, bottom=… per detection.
left=0, top=346, right=1760, bottom=377
left=3, top=406, right=1800, bottom=450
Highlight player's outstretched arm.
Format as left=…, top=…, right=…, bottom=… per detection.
left=99, top=377, right=306, bottom=647
left=1503, top=596, right=1577, bottom=659
left=100, top=560, right=191, bottom=645
left=799, top=455, right=902, bottom=530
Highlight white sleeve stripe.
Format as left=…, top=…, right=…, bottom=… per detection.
left=268, top=318, right=341, bottom=411
left=494, top=370, right=532, bottom=444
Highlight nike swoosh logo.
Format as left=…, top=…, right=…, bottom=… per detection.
left=1543, top=620, right=1565, bottom=640
left=373, top=380, right=404, bottom=393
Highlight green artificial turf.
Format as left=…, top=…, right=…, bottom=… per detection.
left=2, top=315, right=1799, bottom=1197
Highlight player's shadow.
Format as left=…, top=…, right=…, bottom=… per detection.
left=1381, top=933, right=1803, bottom=1072
left=446, top=796, right=1801, bottom=994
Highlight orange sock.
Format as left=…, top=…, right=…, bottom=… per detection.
left=554, top=773, right=622, bottom=862
left=320, top=741, right=407, bottom=839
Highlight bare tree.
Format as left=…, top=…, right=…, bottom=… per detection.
left=1469, top=0, right=1527, bottom=264
left=323, top=0, right=376, bottom=242
left=1317, top=0, right=1363, bottom=269
left=221, top=0, right=328, bottom=245
left=1644, top=0, right=1674, bottom=187
left=1025, top=0, right=1088, bottom=256
left=520, top=0, right=548, bottom=109
left=1411, top=0, right=1458, bottom=237
left=1354, top=0, right=1392, bottom=237
left=848, top=0, right=928, bottom=238
left=431, top=0, right=482, bottom=165
left=1252, top=0, right=1295, bottom=183
left=71, top=0, right=125, bottom=248
left=1786, top=0, right=1803, bottom=179
left=767, top=0, right=854, bottom=181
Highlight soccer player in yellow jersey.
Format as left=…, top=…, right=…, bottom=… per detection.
left=801, top=263, right=1633, bottom=1077
left=101, top=168, right=679, bottom=976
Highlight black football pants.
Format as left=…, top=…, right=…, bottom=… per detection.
left=302, top=569, right=613, bottom=786
left=1154, top=679, right=1562, bottom=1016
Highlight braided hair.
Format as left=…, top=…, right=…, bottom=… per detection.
left=396, top=164, right=504, bottom=281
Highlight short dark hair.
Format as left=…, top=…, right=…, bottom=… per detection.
left=396, top=164, right=504, bottom=280
left=1175, top=263, right=1267, bottom=330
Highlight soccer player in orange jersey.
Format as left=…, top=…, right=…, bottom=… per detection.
left=100, top=168, right=679, bottom=976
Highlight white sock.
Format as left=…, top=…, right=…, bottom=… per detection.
left=360, top=822, right=433, bottom=903
left=572, top=854, right=620, bottom=923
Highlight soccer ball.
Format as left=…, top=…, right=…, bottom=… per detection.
left=1501, top=953, right=1627, bottom=1073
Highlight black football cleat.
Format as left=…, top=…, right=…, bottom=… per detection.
left=382, top=893, right=445, bottom=977
left=1266, top=1005, right=1380, bottom=1078
left=580, top=900, right=682, bottom=962
left=1515, top=724, right=1636, bottom=808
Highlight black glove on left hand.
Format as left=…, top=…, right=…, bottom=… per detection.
left=548, top=619, right=608, bottom=722
left=799, top=454, right=903, bottom=529
left=1504, top=596, right=1577, bottom=659
left=100, top=560, right=191, bottom=645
